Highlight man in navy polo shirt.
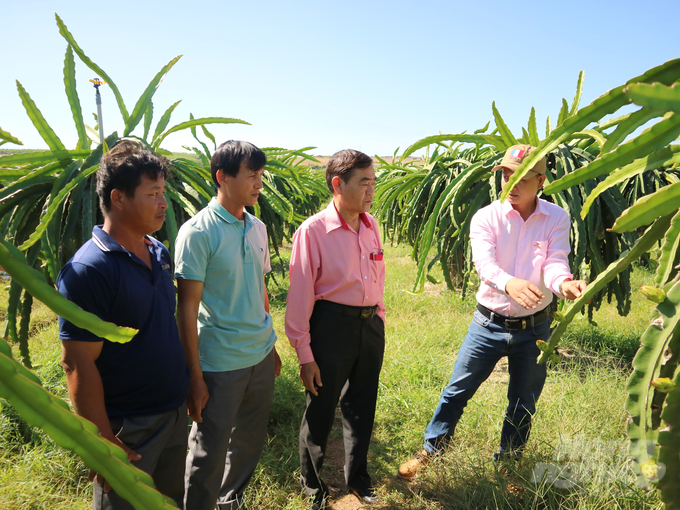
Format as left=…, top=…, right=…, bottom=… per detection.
left=58, top=140, right=190, bottom=510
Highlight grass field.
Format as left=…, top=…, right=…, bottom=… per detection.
left=0, top=243, right=663, bottom=509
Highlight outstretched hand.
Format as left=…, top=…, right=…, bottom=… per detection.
left=561, top=279, right=588, bottom=300
left=299, top=361, right=322, bottom=396
left=89, top=436, right=141, bottom=492
left=506, top=278, right=545, bottom=310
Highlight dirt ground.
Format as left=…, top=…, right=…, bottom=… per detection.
left=320, top=413, right=366, bottom=510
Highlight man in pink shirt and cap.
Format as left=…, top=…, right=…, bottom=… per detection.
left=286, top=149, right=386, bottom=509
left=398, top=144, right=588, bottom=480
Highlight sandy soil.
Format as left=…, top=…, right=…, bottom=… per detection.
left=320, top=412, right=366, bottom=510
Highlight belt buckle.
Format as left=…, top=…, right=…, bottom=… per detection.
left=361, top=307, right=374, bottom=319
left=504, top=318, right=522, bottom=330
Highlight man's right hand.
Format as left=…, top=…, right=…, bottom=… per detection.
left=188, top=376, right=209, bottom=423
left=506, top=278, right=545, bottom=310
left=90, top=435, right=141, bottom=492
left=299, top=361, right=322, bottom=396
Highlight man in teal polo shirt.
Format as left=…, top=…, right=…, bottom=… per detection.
left=175, top=140, right=281, bottom=510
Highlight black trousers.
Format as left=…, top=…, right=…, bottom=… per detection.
left=299, top=301, right=385, bottom=498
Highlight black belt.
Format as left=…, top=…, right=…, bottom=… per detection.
left=315, top=300, right=378, bottom=319
left=476, top=303, right=549, bottom=330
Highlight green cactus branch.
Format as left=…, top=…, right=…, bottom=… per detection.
left=626, top=279, right=680, bottom=488
left=0, top=338, right=178, bottom=510
left=656, top=210, right=680, bottom=288
left=537, top=214, right=674, bottom=364
left=546, top=113, right=680, bottom=196
left=0, top=239, right=136, bottom=343
left=580, top=145, right=680, bottom=219
left=626, top=82, right=680, bottom=113
left=502, top=58, right=680, bottom=199
left=0, top=127, right=24, bottom=146
left=658, top=367, right=680, bottom=509
left=612, top=182, right=680, bottom=233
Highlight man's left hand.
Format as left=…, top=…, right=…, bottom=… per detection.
left=506, top=278, right=544, bottom=310
left=561, top=280, right=588, bottom=300
left=274, top=347, right=281, bottom=379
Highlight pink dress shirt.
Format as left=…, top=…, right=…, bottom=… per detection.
left=285, top=202, right=386, bottom=364
left=471, top=198, right=573, bottom=317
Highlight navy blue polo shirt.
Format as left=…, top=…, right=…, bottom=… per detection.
left=58, top=226, right=189, bottom=419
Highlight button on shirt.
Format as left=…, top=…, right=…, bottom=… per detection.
left=471, top=198, right=573, bottom=317
left=285, top=202, right=386, bottom=364
left=174, top=198, right=276, bottom=372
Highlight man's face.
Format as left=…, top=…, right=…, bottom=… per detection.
left=334, top=165, right=376, bottom=214
left=219, top=161, right=264, bottom=209
left=120, top=175, right=168, bottom=234
left=500, top=168, right=545, bottom=209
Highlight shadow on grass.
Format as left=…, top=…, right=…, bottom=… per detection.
left=554, top=346, right=634, bottom=382
left=563, top=330, right=641, bottom=365
left=557, top=313, right=646, bottom=366
left=372, top=447, right=661, bottom=510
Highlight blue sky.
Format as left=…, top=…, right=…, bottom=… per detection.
left=2, top=0, right=678, bottom=156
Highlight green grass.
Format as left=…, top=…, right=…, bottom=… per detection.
left=0, top=244, right=665, bottom=509
left=0, top=297, right=91, bottom=510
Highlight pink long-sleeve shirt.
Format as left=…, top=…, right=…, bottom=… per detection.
left=285, top=202, right=386, bottom=364
left=471, top=198, right=573, bottom=317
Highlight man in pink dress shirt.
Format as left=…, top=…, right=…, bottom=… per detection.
left=398, top=144, right=588, bottom=480
left=286, top=149, right=386, bottom=509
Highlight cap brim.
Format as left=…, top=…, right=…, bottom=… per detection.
left=492, top=166, right=540, bottom=179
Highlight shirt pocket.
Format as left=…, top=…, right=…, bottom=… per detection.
left=370, top=250, right=384, bottom=283
left=368, top=236, right=384, bottom=283
left=532, top=240, right=548, bottom=267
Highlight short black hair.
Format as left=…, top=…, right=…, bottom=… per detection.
left=210, top=140, right=267, bottom=187
left=96, top=139, right=169, bottom=212
left=325, top=149, right=373, bottom=193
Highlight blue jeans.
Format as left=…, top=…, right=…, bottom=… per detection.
left=423, top=309, right=549, bottom=459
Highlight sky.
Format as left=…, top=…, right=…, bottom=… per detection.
left=1, top=0, right=678, bottom=157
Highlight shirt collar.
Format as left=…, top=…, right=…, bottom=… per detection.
left=325, top=201, right=371, bottom=234
left=91, top=225, right=130, bottom=253
left=534, top=197, right=549, bottom=216
left=209, top=198, right=253, bottom=232
left=501, top=199, right=515, bottom=217
left=91, top=225, right=156, bottom=253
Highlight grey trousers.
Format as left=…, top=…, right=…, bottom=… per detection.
left=93, top=401, right=188, bottom=510
left=184, top=349, right=275, bottom=510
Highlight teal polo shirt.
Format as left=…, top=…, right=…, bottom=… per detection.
left=175, top=198, right=276, bottom=372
